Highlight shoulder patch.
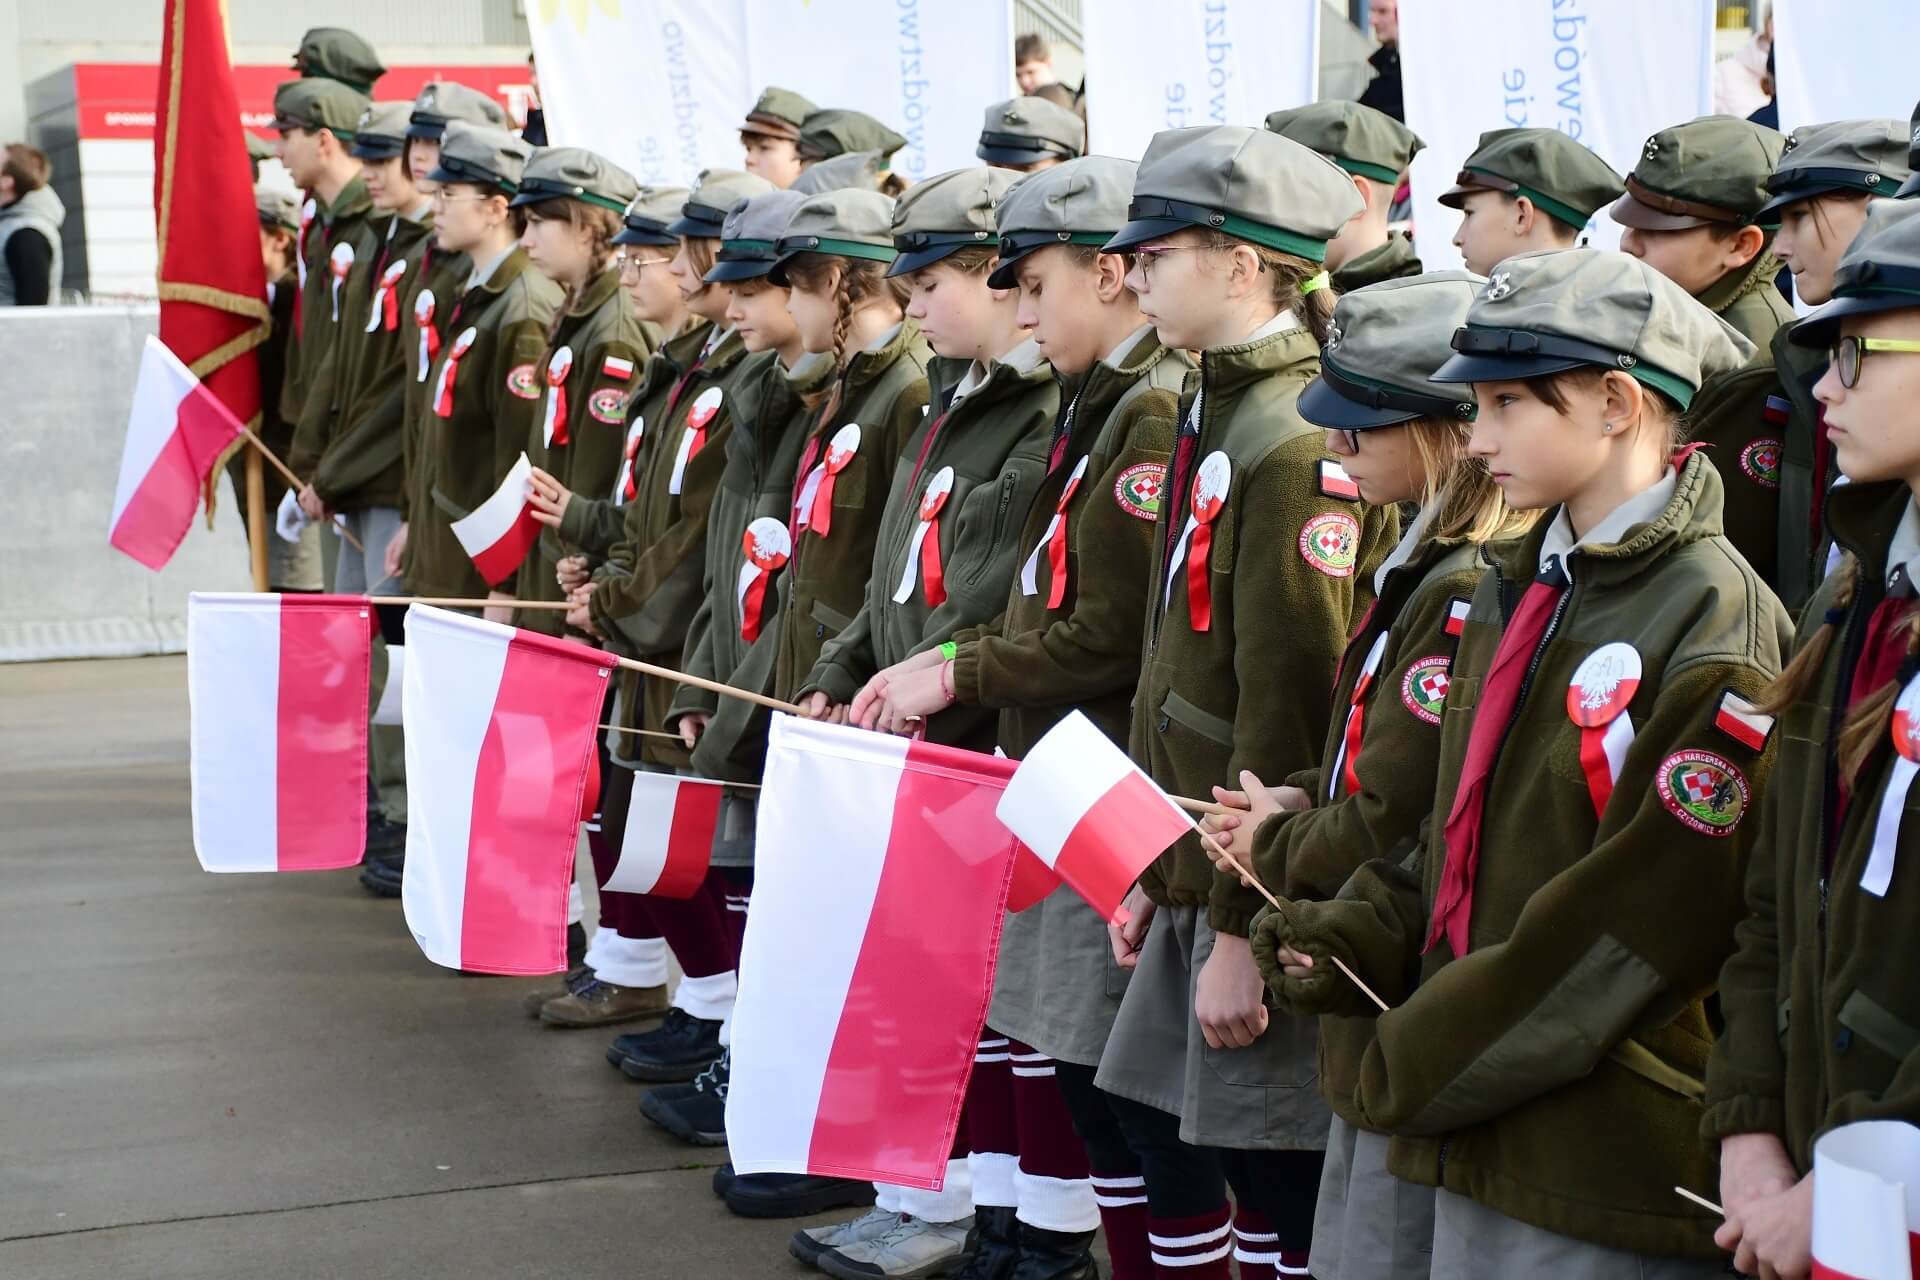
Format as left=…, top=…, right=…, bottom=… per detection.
left=1714, top=690, right=1775, bottom=752
left=1400, top=656, right=1451, bottom=725
left=1298, top=511, right=1361, bottom=578
left=505, top=364, right=541, bottom=400
left=602, top=355, right=635, bottom=381
left=1762, top=394, right=1791, bottom=426
left=1655, top=750, right=1749, bottom=837
left=1317, top=458, right=1359, bottom=501
left=1114, top=462, right=1166, bottom=522
left=1739, top=438, right=1782, bottom=490
left=1444, top=596, right=1471, bottom=638
left=588, top=387, right=628, bottom=425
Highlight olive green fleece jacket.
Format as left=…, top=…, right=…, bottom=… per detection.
left=1255, top=454, right=1792, bottom=1258
left=281, top=177, right=373, bottom=431
left=1769, top=319, right=1834, bottom=614
left=1131, top=322, right=1399, bottom=938
left=1331, top=232, right=1421, bottom=295
left=396, top=241, right=470, bottom=525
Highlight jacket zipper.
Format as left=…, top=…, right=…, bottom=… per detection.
left=965, top=473, right=1020, bottom=586
left=1811, top=580, right=1871, bottom=1126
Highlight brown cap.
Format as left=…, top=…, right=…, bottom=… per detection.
left=741, top=86, right=818, bottom=142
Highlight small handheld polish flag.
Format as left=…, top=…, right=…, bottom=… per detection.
left=450, top=452, right=542, bottom=588
left=1811, top=1120, right=1920, bottom=1280
left=110, top=335, right=247, bottom=569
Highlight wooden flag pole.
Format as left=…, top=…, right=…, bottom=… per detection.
left=244, top=448, right=268, bottom=591
left=368, top=595, right=572, bottom=611
left=1172, top=794, right=1230, bottom=817
left=1673, top=1187, right=1724, bottom=1217
left=613, top=653, right=806, bottom=717
left=235, top=425, right=364, bottom=553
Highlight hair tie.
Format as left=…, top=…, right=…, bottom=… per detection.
left=1300, top=270, right=1331, bottom=295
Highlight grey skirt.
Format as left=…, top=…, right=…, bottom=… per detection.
left=988, top=883, right=1129, bottom=1067
left=1314, top=1114, right=1434, bottom=1280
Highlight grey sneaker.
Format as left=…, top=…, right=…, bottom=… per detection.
left=817, top=1214, right=974, bottom=1279
left=791, top=1206, right=905, bottom=1268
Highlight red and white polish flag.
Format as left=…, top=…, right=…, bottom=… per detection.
left=1811, top=1120, right=1920, bottom=1280
left=400, top=605, right=615, bottom=975
left=996, top=710, right=1193, bottom=924
left=451, top=452, right=541, bottom=588
left=603, top=771, right=725, bottom=899
left=187, top=592, right=373, bottom=872
left=110, top=335, right=246, bottom=570
left=729, top=715, right=1022, bottom=1188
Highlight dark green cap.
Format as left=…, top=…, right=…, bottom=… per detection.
left=1433, top=248, right=1754, bottom=409
left=742, top=86, right=819, bottom=142
left=614, top=186, right=691, bottom=247
left=1438, top=127, right=1625, bottom=230
left=887, top=166, right=1019, bottom=276
left=1612, top=115, right=1785, bottom=230
left=1264, top=100, right=1422, bottom=186
left=987, top=155, right=1137, bottom=288
left=1104, top=125, right=1363, bottom=263
left=977, top=96, right=1086, bottom=168
left=511, top=146, right=641, bottom=213
left=272, top=79, right=370, bottom=139
left=1304, top=271, right=1483, bottom=429
left=798, top=109, right=907, bottom=164
left=767, top=188, right=900, bottom=285
left=425, top=121, right=531, bottom=193
left=667, top=168, right=777, bottom=238
left=292, top=28, right=384, bottom=95
left=1757, top=118, right=1913, bottom=219
left=1792, top=200, right=1920, bottom=344
left=256, top=183, right=302, bottom=234
left=408, top=81, right=508, bottom=142
left=707, top=189, right=814, bottom=283
left=791, top=149, right=889, bottom=196
left=348, top=102, right=412, bottom=161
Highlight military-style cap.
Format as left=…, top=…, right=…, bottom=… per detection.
left=1264, top=100, right=1422, bottom=186
left=292, top=28, right=385, bottom=95
left=1756, top=118, right=1913, bottom=219
left=1611, top=116, right=1785, bottom=231
left=256, top=184, right=302, bottom=234
left=347, top=102, right=412, bottom=161
left=1104, top=125, right=1363, bottom=263
left=977, top=96, right=1086, bottom=168
left=1438, top=128, right=1625, bottom=230
left=790, top=149, right=888, bottom=196
left=886, top=167, right=1019, bottom=277
left=408, top=81, right=508, bottom=142
left=1791, top=200, right=1920, bottom=345
left=766, top=189, right=900, bottom=285
left=613, top=186, right=691, bottom=247
left=986, top=156, right=1137, bottom=289
left=1302, top=272, right=1483, bottom=430
left=741, top=86, right=819, bottom=142
left=798, top=109, right=908, bottom=164
left=666, top=168, right=777, bottom=238
left=272, top=79, right=370, bottom=139
left=1432, top=248, right=1754, bottom=410
left=425, top=121, right=532, bottom=193
left=1899, top=103, right=1920, bottom=199
left=706, top=189, right=814, bottom=283
left=511, top=146, right=641, bottom=212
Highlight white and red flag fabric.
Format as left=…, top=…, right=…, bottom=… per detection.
left=110, top=335, right=248, bottom=569
left=1811, top=1120, right=1920, bottom=1280
left=187, top=592, right=373, bottom=871
left=997, top=710, right=1193, bottom=924
left=729, top=715, right=1022, bottom=1188
left=451, top=452, right=541, bottom=588
left=401, top=605, right=614, bottom=975
left=603, top=772, right=725, bottom=899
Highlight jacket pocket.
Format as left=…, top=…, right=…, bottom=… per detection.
left=961, top=471, right=1022, bottom=587
left=810, top=598, right=853, bottom=638
left=1837, top=988, right=1920, bottom=1061
left=1161, top=689, right=1234, bottom=748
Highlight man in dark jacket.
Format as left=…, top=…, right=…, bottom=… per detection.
left=1356, top=0, right=1404, bottom=122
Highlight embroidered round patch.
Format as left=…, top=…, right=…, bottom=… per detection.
left=1740, top=438, right=1782, bottom=490
left=1400, top=656, right=1451, bottom=725
left=1566, top=642, right=1642, bottom=728
left=505, top=364, right=540, bottom=400
left=1298, top=512, right=1361, bottom=578
left=588, top=387, right=628, bottom=425
left=1114, top=462, right=1165, bottom=522
left=1655, top=750, right=1749, bottom=837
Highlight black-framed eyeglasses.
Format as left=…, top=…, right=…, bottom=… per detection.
left=1832, top=334, right=1920, bottom=388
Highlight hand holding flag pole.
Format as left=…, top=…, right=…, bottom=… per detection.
left=233, top=424, right=364, bottom=553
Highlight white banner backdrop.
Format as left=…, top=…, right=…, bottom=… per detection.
left=1774, top=0, right=1920, bottom=136
left=1399, top=0, right=1714, bottom=272
left=1082, top=0, right=1319, bottom=161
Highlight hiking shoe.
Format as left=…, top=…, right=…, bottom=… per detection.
left=539, top=978, right=669, bottom=1028
left=638, top=1050, right=728, bottom=1144
left=612, top=1007, right=723, bottom=1081
left=793, top=1207, right=907, bottom=1268
left=725, top=1173, right=876, bottom=1220
left=818, top=1213, right=974, bottom=1278
left=712, top=1163, right=736, bottom=1199
left=365, top=816, right=408, bottom=854
left=522, top=965, right=595, bottom=1017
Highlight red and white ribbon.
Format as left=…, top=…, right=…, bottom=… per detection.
left=542, top=346, right=574, bottom=448
left=328, top=242, right=354, bottom=322
left=796, top=423, right=860, bottom=537
left=366, top=258, right=408, bottom=333
left=737, top=517, right=791, bottom=644
left=1567, top=643, right=1641, bottom=818
left=1019, top=455, right=1090, bottom=606
left=413, top=289, right=439, bottom=382
left=614, top=417, right=645, bottom=506
left=296, top=198, right=316, bottom=292
left=670, top=387, right=722, bottom=495
left=1866, top=676, right=1920, bottom=897
left=1164, top=451, right=1231, bottom=632
left=893, top=465, right=955, bottom=607
left=432, top=326, right=478, bottom=418
left=1329, top=631, right=1389, bottom=800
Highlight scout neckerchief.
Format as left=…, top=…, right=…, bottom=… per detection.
left=1161, top=388, right=1204, bottom=621
left=1018, top=387, right=1085, bottom=607
left=738, top=516, right=791, bottom=643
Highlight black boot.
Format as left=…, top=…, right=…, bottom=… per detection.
left=952, top=1206, right=1020, bottom=1280
left=1008, top=1224, right=1098, bottom=1280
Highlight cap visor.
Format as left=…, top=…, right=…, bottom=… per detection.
left=405, top=122, right=446, bottom=141
left=1752, top=182, right=1844, bottom=221
left=508, top=188, right=561, bottom=209
left=977, top=144, right=1052, bottom=166
left=1102, top=216, right=1194, bottom=253
left=611, top=227, right=676, bottom=247
left=885, top=245, right=966, bottom=278
left=1790, top=292, right=1920, bottom=347
left=1435, top=183, right=1482, bottom=211
left=350, top=141, right=404, bottom=161
left=705, top=258, right=775, bottom=284
left=1296, top=377, right=1421, bottom=430
left=664, top=214, right=718, bottom=238
left=743, top=117, right=802, bottom=142
left=765, top=252, right=802, bottom=288
left=1608, top=192, right=1713, bottom=232
left=985, top=244, right=1037, bottom=290
left=1430, top=350, right=1590, bottom=385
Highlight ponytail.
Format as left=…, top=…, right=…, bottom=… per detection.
left=1200, top=233, right=1337, bottom=349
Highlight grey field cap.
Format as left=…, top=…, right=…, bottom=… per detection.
left=887, top=166, right=1021, bottom=276
left=1792, top=200, right=1920, bottom=345
left=766, top=188, right=900, bottom=285
left=1265, top=100, right=1423, bottom=185
left=1900, top=102, right=1920, bottom=198
left=1611, top=115, right=1786, bottom=230
left=1302, top=271, right=1485, bottom=430
left=511, top=146, right=641, bottom=213
left=613, top=185, right=691, bottom=247
left=798, top=109, right=908, bottom=163
left=294, top=27, right=384, bottom=95
left=272, top=78, right=370, bottom=138
left=256, top=184, right=302, bottom=233
left=791, top=149, right=889, bottom=196
left=668, top=168, right=777, bottom=238
left=977, top=96, right=1087, bottom=167
left=1756, top=118, right=1913, bottom=218
left=347, top=101, right=412, bottom=161
left=986, top=155, right=1138, bottom=288
left=408, top=81, right=508, bottom=142
left=706, top=189, right=815, bottom=283
left=1104, top=125, right=1364, bottom=263
left=425, top=121, right=532, bottom=193
left=1433, top=248, right=1755, bottom=409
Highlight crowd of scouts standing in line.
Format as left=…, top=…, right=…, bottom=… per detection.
left=241, top=23, right=1920, bottom=1280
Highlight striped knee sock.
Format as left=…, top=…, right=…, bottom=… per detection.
left=1230, top=1207, right=1308, bottom=1278
left=1147, top=1206, right=1232, bottom=1277
left=1090, top=1169, right=1151, bottom=1280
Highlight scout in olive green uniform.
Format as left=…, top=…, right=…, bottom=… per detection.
left=1611, top=115, right=1794, bottom=592
left=738, top=86, right=817, bottom=189
left=1256, top=250, right=1787, bottom=1277
left=1706, top=203, right=1920, bottom=1279
left=404, top=125, right=561, bottom=600
left=1439, top=128, right=1624, bottom=276
left=291, top=27, right=383, bottom=94
left=1092, top=124, right=1397, bottom=1277
left=1750, top=120, right=1912, bottom=613
left=976, top=95, right=1085, bottom=174
left=1265, top=100, right=1424, bottom=293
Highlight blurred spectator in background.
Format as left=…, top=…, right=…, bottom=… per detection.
left=0, top=143, right=62, bottom=306
left=1715, top=5, right=1774, bottom=119
left=1357, top=0, right=1404, bottom=122
left=522, top=51, right=548, bottom=146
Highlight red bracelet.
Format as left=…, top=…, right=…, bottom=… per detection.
left=940, top=659, right=956, bottom=704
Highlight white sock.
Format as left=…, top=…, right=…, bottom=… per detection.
left=584, top=931, right=668, bottom=988
left=566, top=881, right=584, bottom=926
left=673, top=970, right=737, bottom=1022
left=890, top=1161, right=973, bottom=1224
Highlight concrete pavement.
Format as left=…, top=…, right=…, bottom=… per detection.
left=0, top=656, right=847, bottom=1279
